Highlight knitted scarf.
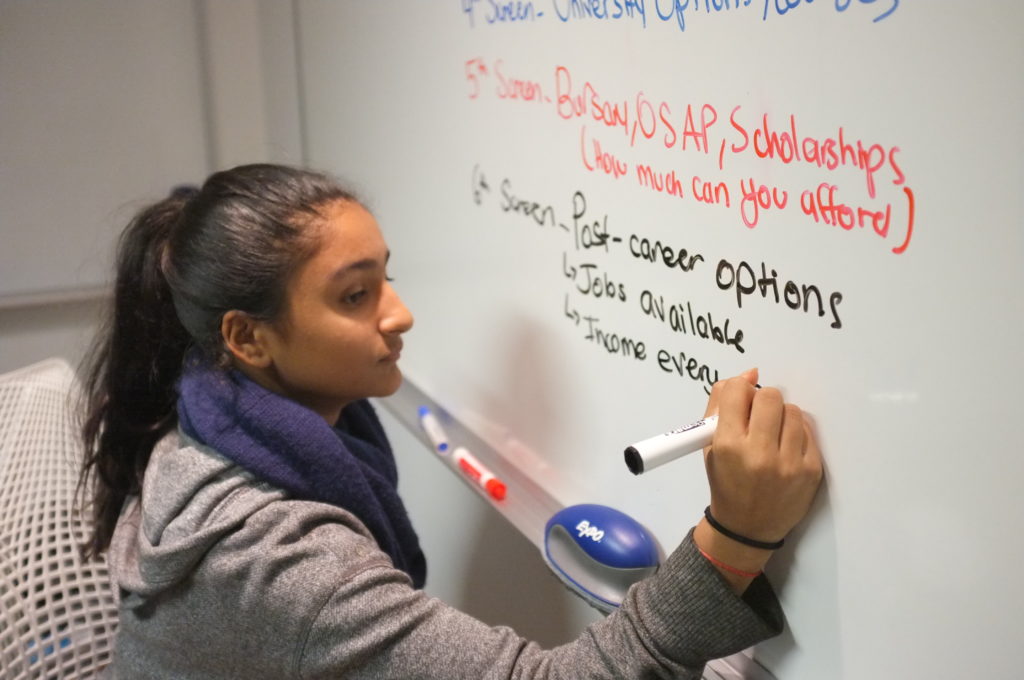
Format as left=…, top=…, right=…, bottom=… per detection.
left=176, top=356, right=426, bottom=588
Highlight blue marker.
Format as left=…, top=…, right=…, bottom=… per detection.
left=417, top=406, right=450, bottom=454
left=544, top=504, right=661, bottom=613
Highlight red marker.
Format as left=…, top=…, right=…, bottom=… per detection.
left=453, top=447, right=507, bottom=501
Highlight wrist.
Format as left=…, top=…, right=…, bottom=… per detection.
left=693, top=518, right=774, bottom=594
left=704, top=505, right=786, bottom=550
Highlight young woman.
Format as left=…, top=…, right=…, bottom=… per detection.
left=80, top=163, right=823, bottom=678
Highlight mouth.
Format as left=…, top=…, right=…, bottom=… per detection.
left=382, top=341, right=403, bottom=362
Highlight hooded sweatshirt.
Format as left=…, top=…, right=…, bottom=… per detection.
left=103, top=431, right=783, bottom=678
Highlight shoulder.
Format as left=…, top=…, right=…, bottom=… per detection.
left=110, top=434, right=410, bottom=677
left=163, top=431, right=397, bottom=573
left=129, top=431, right=397, bottom=584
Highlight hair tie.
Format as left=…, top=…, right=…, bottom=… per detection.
left=704, top=506, right=785, bottom=551
left=168, top=184, right=200, bottom=202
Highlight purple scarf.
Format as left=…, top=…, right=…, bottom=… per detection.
left=176, top=355, right=426, bottom=588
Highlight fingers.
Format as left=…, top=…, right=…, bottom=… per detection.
left=800, top=417, right=825, bottom=481
left=748, top=387, right=784, bottom=450
left=702, top=380, right=721, bottom=419
left=699, top=372, right=825, bottom=551
left=781, top=406, right=824, bottom=488
left=779, top=403, right=807, bottom=462
left=709, top=375, right=799, bottom=458
left=704, top=370, right=758, bottom=462
left=704, top=368, right=758, bottom=418
left=715, top=376, right=757, bottom=442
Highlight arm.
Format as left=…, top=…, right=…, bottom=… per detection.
left=296, top=525, right=782, bottom=680
left=296, top=370, right=821, bottom=677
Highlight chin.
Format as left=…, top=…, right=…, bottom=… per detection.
left=378, top=368, right=404, bottom=397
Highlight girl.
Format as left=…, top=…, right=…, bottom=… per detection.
left=80, top=163, right=823, bottom=678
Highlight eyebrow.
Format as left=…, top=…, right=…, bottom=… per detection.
left=329, top=250, right=391, bottom=280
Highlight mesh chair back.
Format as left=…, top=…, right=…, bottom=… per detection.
left=0, top=359, right=117, bottom=679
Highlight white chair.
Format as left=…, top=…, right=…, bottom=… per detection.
left=0, top=359, right=117, bottom=679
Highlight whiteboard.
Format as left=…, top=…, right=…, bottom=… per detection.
left=0, top=1, right=210, bottom=299
left=296, top=2, right=1024, bottom=678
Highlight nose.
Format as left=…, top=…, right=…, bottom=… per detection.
left=380, top=282, right=414, bottom=334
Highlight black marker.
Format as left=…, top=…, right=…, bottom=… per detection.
left=624, top=415, right=718, bottom=475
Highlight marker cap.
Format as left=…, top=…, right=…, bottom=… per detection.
left=485, top=478, right=507, bottom=501
left=417, top=405, right=450, bottom=453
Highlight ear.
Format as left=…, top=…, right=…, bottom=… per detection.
left=221, top=310, right=274, bottom=369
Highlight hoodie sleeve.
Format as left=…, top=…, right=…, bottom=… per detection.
left=296, top=523, right=782, bottom=679
left=104, top=439, right=781, bottom=679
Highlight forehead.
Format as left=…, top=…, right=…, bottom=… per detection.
left=309, top=200, right=387, bottom=267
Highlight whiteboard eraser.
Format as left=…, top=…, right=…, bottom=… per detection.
left=543, top=504, right=660, bottom=613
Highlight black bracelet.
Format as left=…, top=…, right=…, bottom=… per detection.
left=704, top=506, right=785, bottom=551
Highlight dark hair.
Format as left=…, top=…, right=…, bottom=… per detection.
left=78, top=164, right=357, bottom=557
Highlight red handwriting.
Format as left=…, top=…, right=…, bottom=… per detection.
left=580, top=126, right=629, bottom=179
left=729, top=106, right=904, bottom=198
left=799, top=183, right=914, bottom=254
left=464, top=57, right=489, bottom=99
left=556, top=66, right=631, bottom=136
left=739, top=178, right=789, bottom=228
left=636, top=162, right=685, bottom=198
left=495, top=59, right=549, bottom=102
left=692, top=176, right=731, bottom=207
left=466, top=57, right=917, bottom=254
left=631, top=91, right=672, bottom=148
left=681, top=103, right=717, bottom=153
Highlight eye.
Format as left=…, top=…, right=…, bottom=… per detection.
left=344, top=289, right=368, bottom=305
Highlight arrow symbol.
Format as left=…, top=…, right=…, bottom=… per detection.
left=562, top=252, right=577, bottom=280
left=564, top=294, right=580, bottom=325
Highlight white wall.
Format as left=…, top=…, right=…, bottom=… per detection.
left=0, top=0, right=595, bottom=649
left=0, top=1, right=211, bottom=299
left=0, top=0, right=301, bottom=373
left=198, top=0, right=304, bottom=168
left=0, top=299, right=106, bottom=376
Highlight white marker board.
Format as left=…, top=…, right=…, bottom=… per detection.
left=295, top=2, right=1024, bottom=678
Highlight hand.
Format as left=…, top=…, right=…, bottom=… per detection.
left=693, top=369, right=824, bottom=591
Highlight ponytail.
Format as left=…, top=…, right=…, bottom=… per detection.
left=79, top=191, right=193, bottom=559
left=78, top=164, right=357, bottom=558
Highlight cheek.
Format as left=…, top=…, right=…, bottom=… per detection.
left=301, top=325, right=376, bottom=371
left=274, top=306, right=381, bottom=379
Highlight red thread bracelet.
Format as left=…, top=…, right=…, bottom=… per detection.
left=697, top=547, right=762, bottom=579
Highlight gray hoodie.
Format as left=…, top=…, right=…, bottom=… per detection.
left=104, top=432, right=782, bottom=678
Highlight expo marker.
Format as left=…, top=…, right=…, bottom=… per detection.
left=624, top=415, right=718, bottom=475
left=453, top=447, right=507, bottom=501
left=417, top=406, right=450, bottom=454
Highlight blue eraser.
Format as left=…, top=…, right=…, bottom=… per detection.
left=543, top=504, right=661, bottom=613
